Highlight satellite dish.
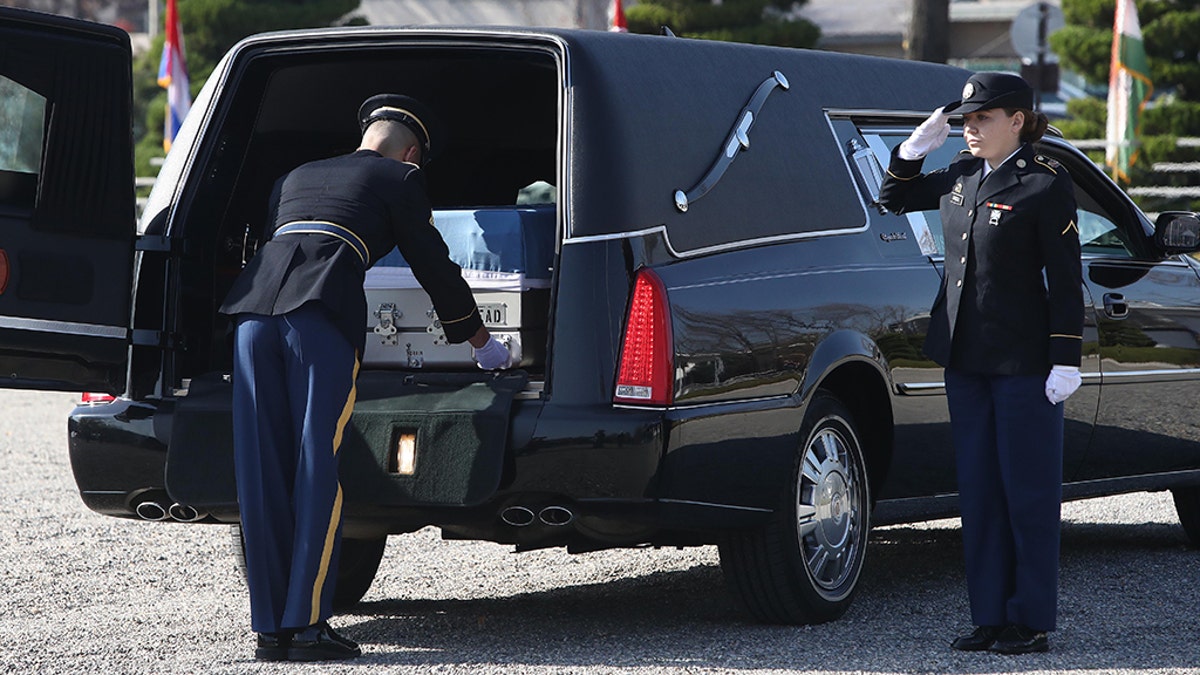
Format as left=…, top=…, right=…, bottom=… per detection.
left=1011, top=1, right=1066, bottom=62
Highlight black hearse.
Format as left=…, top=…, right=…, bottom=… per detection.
left=4, top=7, right=1200, bottom=625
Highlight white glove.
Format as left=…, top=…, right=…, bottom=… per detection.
left=1045, top=365, right=1081, bottom=404
left=472, top=335, right=510, bottom=370
left=899, top=107, right=952, bottom=160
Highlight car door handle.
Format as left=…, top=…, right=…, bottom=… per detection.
left=1103, top=292, right=1129, bottom=319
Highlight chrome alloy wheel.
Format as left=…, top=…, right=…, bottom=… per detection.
left=795, top=423, right=864, bottom=596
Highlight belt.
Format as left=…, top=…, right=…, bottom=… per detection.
left=274, top=221, right=370, bottom=265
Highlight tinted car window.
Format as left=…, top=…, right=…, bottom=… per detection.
left=865, top=130, right=1140, bottom=260
left=0, top=75, right=45, bottom=209
left=863, top=131, right=967, bottom=256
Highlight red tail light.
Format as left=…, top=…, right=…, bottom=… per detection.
left=614, top=268, right=674, bottom=406
left=80, top=392, right=116, bottom=404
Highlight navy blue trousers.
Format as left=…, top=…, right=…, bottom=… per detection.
left=232, top=304, right=359, bottom=634
left=944, top=368, right=1063, bottom=632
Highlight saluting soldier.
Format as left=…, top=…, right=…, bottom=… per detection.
left=219, top=94, right=511, bottom=661
left=879, top=72, right=1083, bottom=655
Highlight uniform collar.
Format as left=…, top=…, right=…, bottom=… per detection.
left=982, top=145, right=1023, bottom=179
left=977, top=143, right=1033, bottom=204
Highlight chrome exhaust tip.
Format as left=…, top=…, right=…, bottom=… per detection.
left=168, top=503, right=206, bottom=523
left=500, top=506, right=536, bottom=527
left=538, top=505, right=574, bottom=526
left=134, top=500, right=168, bottom=521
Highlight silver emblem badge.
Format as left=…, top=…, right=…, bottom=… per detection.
left=962, top=82, right=975, bottom=100
left=989, top=209, right=1002, bottom=226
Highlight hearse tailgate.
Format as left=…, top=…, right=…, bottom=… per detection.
left=164, top=371, right=529, bottom=509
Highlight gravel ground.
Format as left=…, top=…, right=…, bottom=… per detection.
left=1, top=388, right=1198, bottom=674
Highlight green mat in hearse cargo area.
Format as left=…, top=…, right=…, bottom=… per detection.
left=165, top=370, right=529, bottom=509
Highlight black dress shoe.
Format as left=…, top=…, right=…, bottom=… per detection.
left=255, top=632, right=292, bottom=661
left=286, top=621, right=362, bottom=662
left=990, top=624, right=1049, bottom=654
left=951, top=625, right=1005, bottom=651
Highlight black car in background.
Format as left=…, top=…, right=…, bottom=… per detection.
left=3, top=7, right=1200, bottom=625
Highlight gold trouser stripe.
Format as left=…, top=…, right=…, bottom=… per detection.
left=310, top=355, right=360, bottom=626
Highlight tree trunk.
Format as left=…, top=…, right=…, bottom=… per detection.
left=907, top=0, right=950, bottom=63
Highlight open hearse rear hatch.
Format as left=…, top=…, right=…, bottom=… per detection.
left=158, top=32, right=566, bottom=511
left=156, top=32, right=564, bottom=393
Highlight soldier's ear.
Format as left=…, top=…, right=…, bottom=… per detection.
left=1010, top=110, right=1026, bottom=133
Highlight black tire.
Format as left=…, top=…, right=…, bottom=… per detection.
left=719, top=390, right=871, bottom=624
left=230, top=525, right=387, bottom=610
left=1171, top=486, right=1200, bottom=547
left=331, top=536, right=387, bottom=609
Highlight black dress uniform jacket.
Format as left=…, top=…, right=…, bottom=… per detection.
left=880, top=143, right=1083, bottom=374
left=220, top=149, right=483, bottom=353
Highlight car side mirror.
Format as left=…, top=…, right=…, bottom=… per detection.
left=1153, top=211, right=1200, bottom=255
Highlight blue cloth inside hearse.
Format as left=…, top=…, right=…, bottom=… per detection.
left=374, top=206, right=555, bottom=279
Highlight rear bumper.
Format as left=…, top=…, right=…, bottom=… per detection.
left=67, top=392, right=768, bottom=542
left=69, top=397, right=173, bottom=519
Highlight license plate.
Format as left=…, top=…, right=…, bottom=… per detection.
left=478, top=303, right=508, bottom=327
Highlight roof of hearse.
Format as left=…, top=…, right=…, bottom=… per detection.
left=233, top=27, right=971, bottom=253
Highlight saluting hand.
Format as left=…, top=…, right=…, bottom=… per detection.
left=1045, top=365, right=1081, bottom=404
left=899, top=107, right=952, bottom=161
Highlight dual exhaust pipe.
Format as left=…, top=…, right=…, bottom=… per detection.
left=134, top=499, right=207, bottom=523
left=138, top=497, right=568, bottom=528
left=500, top=504, right=574, bottom=528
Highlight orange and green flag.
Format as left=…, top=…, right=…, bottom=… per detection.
left=1105, top=0, right=1153, bottom=183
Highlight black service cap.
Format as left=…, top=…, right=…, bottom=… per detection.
left=358, top=94, right=441, bottom=162
left=942, top=72, right=1034, bottom=115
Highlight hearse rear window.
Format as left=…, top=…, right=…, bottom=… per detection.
left=0, top=75, right=45, bottom=209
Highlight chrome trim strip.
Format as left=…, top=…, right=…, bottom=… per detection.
left=671, top=262, right=933, bottom=292
left=659, top=498, right=773, bottom=513
left=896, top=382, right=944, bottom=393
left=613, top=392, right=793, bottom=412
left=1102, top=368, right=1200, bottom=379
left=1081, top=255, right=1190, bottom=267
left=0, top=317, right=126, bottom=340
left=564, top=222, right=870, bottom=259
left=897, top=371, right=1104, bottom=394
